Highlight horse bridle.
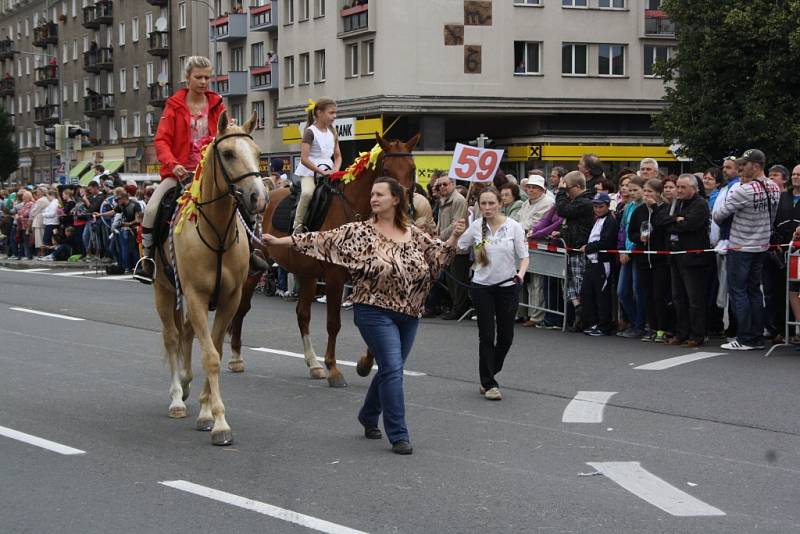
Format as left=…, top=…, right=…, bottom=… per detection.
left=196, top=131, right=265, bottom=209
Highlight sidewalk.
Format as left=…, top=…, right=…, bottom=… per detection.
left=0, top=255, right=110, bottom=271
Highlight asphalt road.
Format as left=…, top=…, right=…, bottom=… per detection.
left=1, top=266, right=799, bottom=533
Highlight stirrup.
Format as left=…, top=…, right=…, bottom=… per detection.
left=132, top=256, right=156, bottom=285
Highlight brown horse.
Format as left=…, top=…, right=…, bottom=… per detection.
left=153, top=111, right=267, bottom=445
left=227, top=133, right=420, bottom=387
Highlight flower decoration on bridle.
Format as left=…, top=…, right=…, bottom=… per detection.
left=173, top=141, right=212, bottom=234
left=330, top=143, right=383, bottom=184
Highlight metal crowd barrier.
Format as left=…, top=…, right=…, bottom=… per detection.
left=519, top=240, right=569, bottom=331
left=766, top=243, right=800, bottom=356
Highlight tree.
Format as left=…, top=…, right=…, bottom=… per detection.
left=0, top=107, right=17, bottom=185
left=654, top=0, right=800, bottom=167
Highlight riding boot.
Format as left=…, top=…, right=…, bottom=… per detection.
left=249, top=248, right=269, bottom=274
left=133, top=229, right=156, bottom=284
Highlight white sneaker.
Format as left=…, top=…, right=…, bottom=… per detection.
left=341, top=300, right=353, bottom=309
left=484, top=387, right=502, bottom=401
left=316, top=295, right=327, bottom=303
left=721, top=340, right=758, bottom=351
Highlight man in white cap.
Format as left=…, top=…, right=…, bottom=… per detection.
left=517, top=173, right=555, bottom=326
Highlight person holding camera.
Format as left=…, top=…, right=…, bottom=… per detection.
left=458, top=187, right=529, bottom=401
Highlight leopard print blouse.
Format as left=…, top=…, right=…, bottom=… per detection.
left=292, top=221, right=456, bottom=317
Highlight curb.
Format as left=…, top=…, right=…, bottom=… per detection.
left=0, top=257, right=108, bottom=271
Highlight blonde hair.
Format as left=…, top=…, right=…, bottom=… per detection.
left=184, top=56, right=212, bottom=80
left=563, top=170, right=586, bottom=190
left=306, top=97, right=336, bottom=127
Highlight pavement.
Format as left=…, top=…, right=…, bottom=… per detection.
left=1, top=267, right=800, bottom=533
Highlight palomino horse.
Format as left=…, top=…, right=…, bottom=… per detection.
left=153, top=111, right=268, bottom=446
left=227, top=133, right=420, bottom=387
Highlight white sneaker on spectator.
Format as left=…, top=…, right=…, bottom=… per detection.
left=341, top=300, right=353, bottom=309
left=721, top=340, right=759, bottom=351
left=40, top=255, right=54, bottom=261
left=316, top=295, right=327, bottom=303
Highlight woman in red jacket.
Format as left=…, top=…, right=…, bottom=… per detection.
left=135, top=56, right=225, bottom=283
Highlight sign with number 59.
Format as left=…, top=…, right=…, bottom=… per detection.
left=448, top=143, right=504, bottom=183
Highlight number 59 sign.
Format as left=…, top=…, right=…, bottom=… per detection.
left=448, top=143, right=504, bottom=183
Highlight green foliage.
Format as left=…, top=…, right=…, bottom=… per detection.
left=0, top=108, right=17, bottom=184
left=654, top=0, right=800, bottom=166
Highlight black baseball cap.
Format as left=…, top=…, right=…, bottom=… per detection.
left=736, top=149, right=766, bottom=165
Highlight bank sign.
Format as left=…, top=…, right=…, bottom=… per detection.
left=282, top=117, right=383, bottom=144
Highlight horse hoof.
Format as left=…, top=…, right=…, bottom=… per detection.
left=212, top=430, right=233, bottom=446
left=196, top=419, right=214, bottom=432
left=181, top=385, right=191, bottom=402
left=169, top=406, right=187, bottom=418
left=309, top=367, right=327, bottom=380
left=327, top=374, right=348, bottom=388
left=228, top=360, right=245, bottom=373
left=356, top=359, right=373, bottom=377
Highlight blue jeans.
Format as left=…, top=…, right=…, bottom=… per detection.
left=82, top=222, right=95, bottom=254
left=727, top=251, right=765, bottom=345
left=353, top=304, right=419, bottom=444
left=617, top=261, right=645, bottom=330
left=113, top=228, right=138, bottom=270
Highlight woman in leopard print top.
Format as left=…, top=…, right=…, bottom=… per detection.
left=263, top=176, right=466, bottom=455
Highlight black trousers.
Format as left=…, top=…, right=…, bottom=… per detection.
left=580, top=262, right=613, bottom=333
left=639, top=261, right=671, bottom=332
left=763, top=259, right=786, bottom=338
left=470, top=283, right=520, bottom=389
left=447, top=253, right=472, bottom=314
left=670, top=261, right=708, bottom=343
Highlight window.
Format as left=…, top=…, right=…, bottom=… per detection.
left=561, top=43, right=587, bottom=75
left=132, top=112, right=141, bottom=137
left=106, top=28, right=113, bottom=47
left=179, top=55, right=186, bottom=74
left=643, top=44, right=671, bottom=76
left=299, top=52, right=309, bottom=84
left=62, top=1, right=67, bottom=16
left=284, top=55, right=294, bottom=86
left=118, top=22, right=125, bottom=46
left=251, top=100, right=265, bottom=129
left=132, top=17, right=139, bottom=42
left=63, top=85, right=68, bottom=103
left=25, top=57, right=29, bottom=76
left=120, top=68, right=126, bottom=93
left=132, top=65, right=139, bottom=90
left=107, top=72, right=114, bottom=93
left=62, top=43, right=68, bottom=63
left=284, top=0, right=294, bottom=23
left=598, top=0, right=624, bottom=6
left=513, top=41, right=541, bottom=74
left=346, top=43, right=358, bottom=77
left=215, top=51, right=222, bottom=75
left=314, top=0, right=325, bottom=17
left=598, top=44, right=625, bottom=76
left=231, top=102, right=243, bottom=125
left=314, top=49, right=326, bottom=82
left=299, top=0, right=309, bottom=20
left=146, top=62, right=154, bottom=86
left=72, top=38, right=78, bottom=60
left=562, top=0, right=587, bottom=6
left=647, top=0, right=662, bottom=7
left=24, top=19, right=29, bottom=37
left=251, top=42, right=265, bottom=67
left=73, top=81, right=79, bottom=102
left=179, top=2, right=186, bottom=29
left=514, top=0, right=541, bottom=5
left=146, top=112, right=155, bottom=136
left=120, top=114, right=128, bottom=139
left=145, top=13, right=153, bottom=35
left=231, top=47, right=244, bottom=70
left=364, top=40, right=374, bottom=74
left=72, top=0, right=77, bottom=17
left=35, top=128, right=41, bottom=148
left=83, top=35, right=89, bottom=52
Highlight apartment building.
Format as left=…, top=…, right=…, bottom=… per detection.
left=0, top=0, right=209, bottom=184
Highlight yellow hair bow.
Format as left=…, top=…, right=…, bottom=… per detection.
left=305, top=98, right=316, bottom=113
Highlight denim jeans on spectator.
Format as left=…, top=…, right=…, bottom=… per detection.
left=353, top=304, right=419, bottom=445
left=276, top=267, right=288, bottom=292
left=617, top=262, right=646, bottom=331
left=727, top=251, right=766, bottom=346
left=113, top=229, right=138, bottom=270
left=82, top=222, right=95, bottom=254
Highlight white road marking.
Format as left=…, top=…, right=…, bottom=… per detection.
left=634, top=352, right=725, bottom=371
left=160, top=480, right=369, bottom=534
left=562, top=391, right=617, bottom=423
left=16, top=268, right=51, bottom=272
left=0, top=424, right=86, bottom=455
left=251, top=347, right=426, bottom=376
left=98, top=274, right=134, bottom=281
left=52, top=270, right=102, bottom=277
left=9, top=307, right=84, bottom=321
left=586, top=462, right=725, bottom=517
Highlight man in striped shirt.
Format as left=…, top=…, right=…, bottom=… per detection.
left=713, top=149, right=781, bottom=350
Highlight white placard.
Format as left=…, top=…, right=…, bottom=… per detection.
left=448, top=143, right=504, bottom=182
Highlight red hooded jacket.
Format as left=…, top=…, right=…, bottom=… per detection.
left=154, top=88, right=225, bottom=181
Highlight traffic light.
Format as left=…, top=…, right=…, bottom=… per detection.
left=44, top=125, right=57, bottom=149
left=67, top=125, right=90, bottom=152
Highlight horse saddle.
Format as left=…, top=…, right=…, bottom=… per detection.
left=272, top=177, right=336, bottom=234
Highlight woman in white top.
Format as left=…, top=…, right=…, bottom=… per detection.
left=293, top=97, right=342, bottom=231
left=458, top=187, right=529, bottom=401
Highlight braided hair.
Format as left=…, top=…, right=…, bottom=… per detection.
left=473, top=187, right=502, bottom=268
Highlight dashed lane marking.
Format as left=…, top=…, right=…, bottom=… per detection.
left=9, top=307, right=85, bottom=321
left=634, top=352, right=726, bottom=371
left=0, top=424, right=86, bottom=455
left=160, top=480, right=369, bottom=534
left=586, top=462, right=725, bottom=517
left=250, top=347, right=427, bottom=376
left=562, top=391, right=617, bottom=423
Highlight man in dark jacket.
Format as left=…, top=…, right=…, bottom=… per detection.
left=580, top=192, right=619, bottom=336
left=655, top=174, right=713, bottom=347
left=578, top=153, right=605, bottom=194
left=556, top=170, right=594, bottom=329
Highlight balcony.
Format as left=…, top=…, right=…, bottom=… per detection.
left=644, top=9, right=675, bottom=37
left=149, top=82, right=169, bottom=107
left=0, top=77, right=14, bottom=96
left=32, top=22, right=58, bottom=48
left=210, top=13, right=247, bottom=42
left=83, top=0, right=113, bottom=29
left=339, top=3, right=370, bottom=37
left=84, top=93, right=115, bottom=117
left=250, top=64, right=278, bottom=91
left=249, top=1, right=278, bottom=32
left=211, top=71, right=247, bottom=96
left=147, top=31, right=169, bottom=56
left=0, top=39, right=16, bottom=60
left=34, top=104, right=59, bottom=126
left=83, top=47, right=114, bottom=72
left=33, top=65, right=59, bottom=87
left=145, top=0, right=167, bottom=5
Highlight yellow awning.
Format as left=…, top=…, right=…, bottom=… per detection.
left=539, top=145, right=677, bottom=162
